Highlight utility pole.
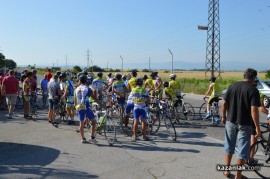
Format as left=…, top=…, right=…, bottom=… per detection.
left=168, top=49, right=173, bottom=74
left=198, top=0, right=221, bottom=78
left=120, top=55, right=124, bottom=75
left=65, top=55, right=68, bottom=67
left=149, top=57, right=151, bottom=71
left=107, top=60, right=108, bottom=71
left=87, top=49, right=90, bottom=68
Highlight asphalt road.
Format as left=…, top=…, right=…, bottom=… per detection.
left=0, top=92, right=267, bottom=179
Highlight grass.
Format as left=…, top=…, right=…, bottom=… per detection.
left=17, top=67, right=267, bottom=95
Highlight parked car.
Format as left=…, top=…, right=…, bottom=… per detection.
left=222, top=80, right=270, bottom=108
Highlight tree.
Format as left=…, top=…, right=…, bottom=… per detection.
left=89, top=65, right=103, bottom=72
left=0, top=53, right=5, bottom=67
left=265, top=69, right=270, bottom=79
left=4, top=59, right=17, bottom=69
left=73, top=65, right=82, bottom=73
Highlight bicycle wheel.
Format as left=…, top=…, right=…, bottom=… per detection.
left=36, top=93, right=46, bottom=109
left=199, top=102, right=207, bottom=120
left=184, top=103, right=195, bottom=120
left=148, top=112, right=161, bottom=135
left=162, top=114, right=177, bottom=141
left=249, top=141, right=270, bottom=179
left=15, top=95, right=24, bottom=109
left=104, top=115, right=116, bottom=146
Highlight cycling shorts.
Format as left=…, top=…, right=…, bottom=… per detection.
left=125, top=103, right=134, bottom=114
left=117, top=97, right=125, bottom=106
left=49, top=99, right=59, bottom=110
left=78, top=108, right=95, bottom=121
left=133, top=108, right=147, bottom=120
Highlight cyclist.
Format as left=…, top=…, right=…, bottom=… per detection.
left=48, top=75, right=62, bottom=125
left=130, top=77, right=150, bottom=141
left=112, top=73, right=127, bottom=119
left=122, top=75, right=128, bottom=86
left=22, top=72, right=33, bottom=119
left=144, top=72, right=155, bottom=95
left=40, top=74, right=49, bottom=98
left=74, top=75, right=103, bottom=144
left=203, top=76, right=221, bottom=119
left=153, top=72, right=163, bottom=99
left=107, top=72, right=113, bottom=86
left=61, top=73, right=75, bottom=125
left=92, top=72, right=109, bottom=100
left=127, top=70, right=137, bottom=92
left=162, top=81, right=177, bottom=106
left=169, top=74, right=181, bottom=98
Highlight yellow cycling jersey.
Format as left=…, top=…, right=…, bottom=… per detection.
left=169, top=80, right=181, bottom=96
left=163, top=87, right=177, bottom=100
left=145, top=79, right=154, bottom=88
left=210, top=82, right=221, bottom=97
left=128, top=77, right=137, bottom=89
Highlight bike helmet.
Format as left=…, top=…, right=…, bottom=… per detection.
left=122, top=75, right=127, bottom=80
left=163, top=81, right=169, bottom=87
left=107, top=72, right=112, bottom=77
left=60, top=72, right=67, bottom=78
left=56, top=71, right=62, bottom=76
left=135, top=77, right=143, bottom=86
left=169, top=74, right=176, bottom=79
left=209, top=76, right=216, bottom=82
left=97, top=71, right=103, bottom=77
left=115, top=73, right=122, bottom=80
left=32, top=69, right=37, bottom=73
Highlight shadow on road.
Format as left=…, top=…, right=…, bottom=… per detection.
left=0, top=142, right=97, bottom=178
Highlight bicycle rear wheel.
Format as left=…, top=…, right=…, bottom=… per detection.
left=148, top=112, right=161, bottom=135
left=104, top=115, right=116, bottom=146
left=184, top=103, right=195, bottom=120
left=162, top=114, right=177, bottom=141
left=15, top=95, right=24, bottom=109
left=249, top=141, right=270, bottom=179
left=199, top=102, right=207, bottom=120
left=36, top=93, right=47, bottom=109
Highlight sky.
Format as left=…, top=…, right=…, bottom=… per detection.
left=0, top=0, right=270, bottom=71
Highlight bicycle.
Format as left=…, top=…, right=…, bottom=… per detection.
left=54, top=99, right=68, bottom=124
left=199, top=97, right=222, bottom=126
left=92, top=93, right=116, bottom=146
left=173, top=94, right=195, bottom=122
left=36, top=88, right=48, bottom=109
left=123, top=99, right=177, bottom=141
left=15, top=87, right=24, bottom=110
left=248, top=123, right=270, bottom=179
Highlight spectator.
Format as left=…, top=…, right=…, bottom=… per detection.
left=44, top=68, right=52, bottom=81
left=40, top=74, right=49, bottom=98
left=31, top=69, right=37, bottom=92
left=48, top=75, right=62, bottom=125
left=0, top=71, right=5, bottom=110
left=2, top=70, right=20, bottom=119
left=221, top=68, right=261, bottom=179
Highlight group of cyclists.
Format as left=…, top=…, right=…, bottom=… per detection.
left=38, top=68, right=187, bottom=143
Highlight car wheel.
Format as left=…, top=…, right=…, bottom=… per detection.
left=263, top=96, right=270, bottom=108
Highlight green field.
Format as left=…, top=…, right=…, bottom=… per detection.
left=18, top=67, right=267, bottom=95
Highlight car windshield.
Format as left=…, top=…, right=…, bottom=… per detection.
left=264, top=81, right=270, bottom=88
